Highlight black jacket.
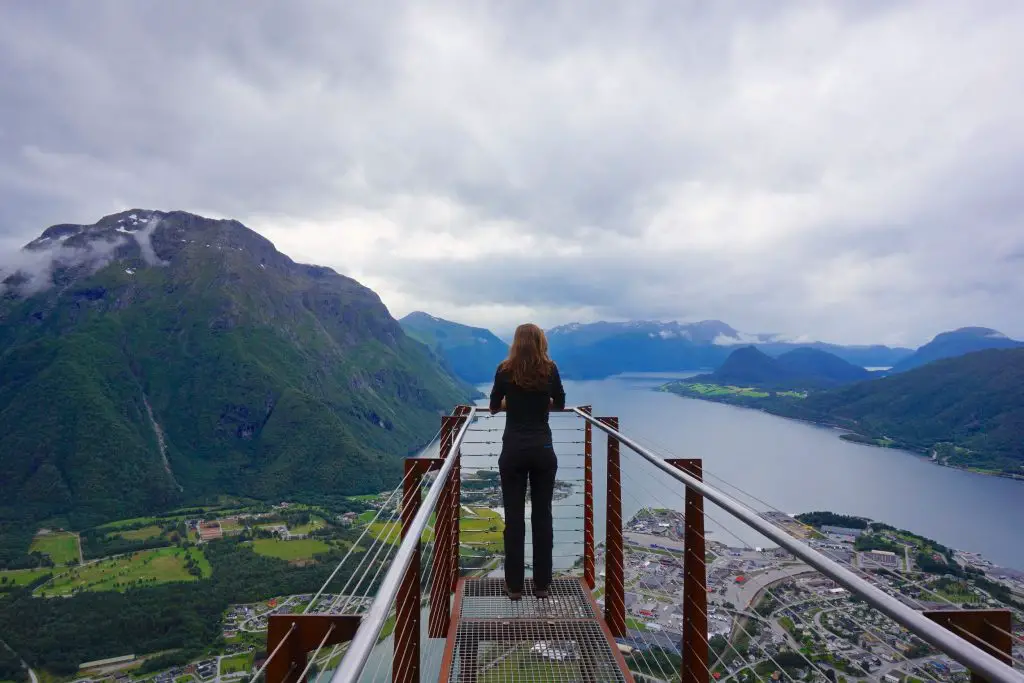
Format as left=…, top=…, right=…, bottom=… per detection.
left=489, top=362, right=566, bottom=448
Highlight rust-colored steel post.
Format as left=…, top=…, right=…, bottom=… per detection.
left=429, top=415, right=460, bottom=638
left=394, top=458, right=428, bottom=683
left=579, top=405, right=595, bottom=589
left=452, top=406, right=472, bottom=590
left=669, top=459, right=708, bottom=683
left=602, top=416, right=626, bottom=637
left=924, top=609, right=1014, bottom=683
left=265, top=615, right=362, bottom=683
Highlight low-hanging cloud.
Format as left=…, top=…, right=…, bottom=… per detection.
left=0, top=234, right=127, bottom=295
left=1, top=1, right=1023, bottom=346
left=135, top=217, right=167, bottom=267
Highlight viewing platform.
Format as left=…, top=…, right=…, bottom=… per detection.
left=440, top=577, right=634, bottom=682
left=254, top=405, right=1023, bottom=683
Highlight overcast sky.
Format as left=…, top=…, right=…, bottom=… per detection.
left=2, top=1, right=1023, bottom=346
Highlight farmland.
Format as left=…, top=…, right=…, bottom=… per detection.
left=29, top=531, right=80, bottom=565
left=36, top=547, right=210, bottom=596
left=251, top=538, right=331, bottom=561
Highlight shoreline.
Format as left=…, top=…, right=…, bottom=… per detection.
left=658, top=386, right=1024, bottom=483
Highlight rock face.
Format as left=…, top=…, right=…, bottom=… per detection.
left=0, top=210, right=472, bottom=528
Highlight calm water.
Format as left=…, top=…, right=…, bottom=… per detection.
left=471, top=373, right=1024, bottom=571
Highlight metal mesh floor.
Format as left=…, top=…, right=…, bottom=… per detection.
left=459, top=578, right=596, bottom=620
left=443, top=578, right=632, bottom=682
left=446, top=620, right=629, bottom=682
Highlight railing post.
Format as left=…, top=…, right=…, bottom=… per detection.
left=429, top=415, right=461, bottom=638
left=452, top=405, right=472, bottom=591
left=601, top=416, right=626, bottom=638
left=394, top=458, right=434, bottom=683
left=668, top=459, right=708, bottom=683
left=923, top=609, right=1014, bottom=683
left=580, top=405, right=595, bottom=589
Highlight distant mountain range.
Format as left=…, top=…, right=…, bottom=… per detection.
left=400, top=314, right=1022, bottom=385
left=691, top=346, right=873, bottom=390
left=544, top=320, right=914, bottom=379
left=890, top=327, right=1024, bottom=372
left=399, top=311, right=508, bottom=383
left=0, top=210, right=472, bottom=528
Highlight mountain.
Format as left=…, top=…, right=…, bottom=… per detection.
left=891, top=327, right=1023, bottom=373
left=775, top=348, right=874, bottom=385
left=545, top=320, right=911, bottom=379
left=691, top=346, right=871, bottom=390
left=399, top=312, right=508, bottom=383
left=768, top=348, right=1024, bottom=475
left=0, top=210, right=472, bottom=528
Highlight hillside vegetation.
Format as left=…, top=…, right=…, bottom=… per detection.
left=775, top=348, right=1024, bottom=474
left=0, top=210, right=471, bottom=530
left=686, top=346, right=871, bottom=390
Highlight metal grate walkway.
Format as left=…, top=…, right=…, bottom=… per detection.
left=440, top=578, right=635, bottom=683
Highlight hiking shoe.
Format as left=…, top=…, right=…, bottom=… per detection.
left=534, top=585, right=550, bottom=599
left=505, top=582, right=522, bottom=601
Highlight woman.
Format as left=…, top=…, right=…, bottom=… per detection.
left=489, top=323, right=566, bottom=601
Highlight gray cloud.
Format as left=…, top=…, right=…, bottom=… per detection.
left=1, top=1, right=1023, bottom=346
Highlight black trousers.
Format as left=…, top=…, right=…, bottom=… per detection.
left=499, top=442, right=558, bottom=592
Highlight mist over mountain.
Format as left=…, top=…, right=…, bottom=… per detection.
left=0, top=210, right=471, bottom=528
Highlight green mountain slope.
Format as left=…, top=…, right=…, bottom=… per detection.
left=767, top=349, right=1024, bottom=475
left=399, top=311, right=508, bottom=383
left=0, top=210, right=471, bottom=528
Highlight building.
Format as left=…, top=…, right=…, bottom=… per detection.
left=861, top=549, right=900, bottom=568
left=822, top=525, right=865, bottom=539
left=198, top=521, right=223, bottom=541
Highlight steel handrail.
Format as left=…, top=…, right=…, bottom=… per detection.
left=573, top=407, right=1024, bottom=683
left=330, top=406, right=477, bottom=683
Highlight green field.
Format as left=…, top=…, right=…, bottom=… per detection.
left=98, top=515, right=188, bottom=531
left=290, top=516, right=326, bottom=534
left=219, top=653, right=253, bottom=675
left=368, top=521, right=435, bottom=546
left=37, top=547, right=210, bottom=596
left=252, top=538, right=330, bottom=560
left=357, top=510, right=377, bottom=523
left=0, top=567, right=53, bottom=587
left=460, top=509, right=504, bottom=545
left=117, top=525, right=165, bottom=541
left=218, top=519, right=243, bottom=532
left=682, top=383, right=770, bottom=398
left=29, top=532, right=80, bottom=564
left=349, top=493, right=382, bottom=502
left=625, top=617, right=650, bottom=631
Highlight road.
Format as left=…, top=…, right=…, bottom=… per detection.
left=238, top=595, right=302, bottom=632
left=624, top=531, right=687, bottom=552
left=0, top=638, right=38, bottom=683
left=720, top=564, right=818, bottom=610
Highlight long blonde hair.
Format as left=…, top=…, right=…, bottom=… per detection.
left=501, top=323, right=553, bottom=390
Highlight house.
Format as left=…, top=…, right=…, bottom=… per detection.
left=198, top=521, right=223, bottom=541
